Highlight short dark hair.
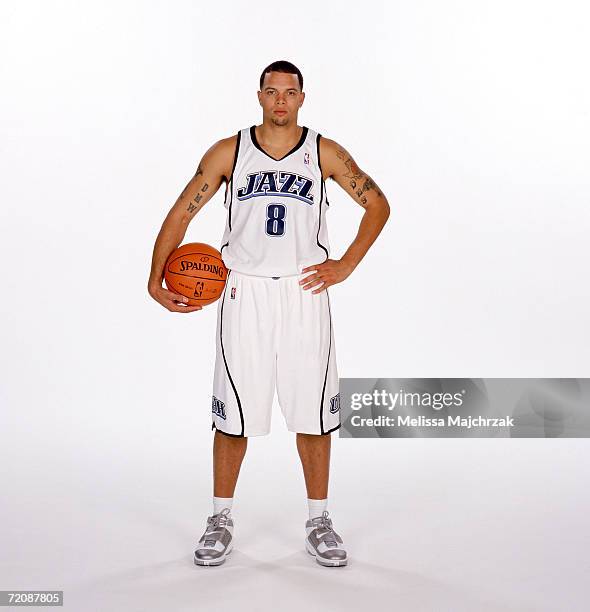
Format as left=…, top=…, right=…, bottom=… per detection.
left=259, top=60, right=303, bottom=91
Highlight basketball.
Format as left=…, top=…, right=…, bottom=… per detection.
left=164, top=242, right=228, bottom=307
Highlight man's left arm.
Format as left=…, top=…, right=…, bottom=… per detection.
left=300, top=137, right=391, bottom=293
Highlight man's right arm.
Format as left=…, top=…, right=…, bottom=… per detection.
left=147, top=135, right=236, bottom=312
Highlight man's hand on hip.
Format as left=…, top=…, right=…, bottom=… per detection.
left=299, top=259, right=354, bottom=294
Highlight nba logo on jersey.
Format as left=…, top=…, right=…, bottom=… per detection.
left=212, top=396, right=226, bottom=419
left=304, top=152, right=310, bottom=165
left=330, top=393, right=341, bottom=414
left=231, top=287, right=236, bottom=299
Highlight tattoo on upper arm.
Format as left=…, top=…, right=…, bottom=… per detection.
left=336, top=147, right=363, bottom=181
left=335, top=146, right=383, bottom=203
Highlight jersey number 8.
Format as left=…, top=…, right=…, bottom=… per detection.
left=265, top=203, right=286, bottom=237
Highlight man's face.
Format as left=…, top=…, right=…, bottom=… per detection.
left=257, top=72, right=305, bottom=127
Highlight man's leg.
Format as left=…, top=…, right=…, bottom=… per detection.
left=296, top=432, right=347, bottom=566
left=296, top=432, right=330, bottom=500
left=194, top=431, right=246, bottom=567
left=277, top=278, right=346, bottom=565
left=213, top=430, right=248, bottom=498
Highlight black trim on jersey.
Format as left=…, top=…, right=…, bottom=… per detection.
left=230, top=130, right=241, bottom=178
left=226, top=131, right=241, bottom=232
left=316, top=133, right=330, bottom=207
left=316, top=196, right=329, bottom=260
left=228, top=177, right=234, bottom=232
left=319, top=289, right=333, bottom=435
left=316, top=133, right=329, bottom=258
left=218, top=271, right=245, bottom=436
left=316, top=133, right=323, bottom=176
left=250, top=125, right=309, bottom=161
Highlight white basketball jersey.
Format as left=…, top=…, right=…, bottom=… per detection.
left=219, top=125, right=330, bottom=277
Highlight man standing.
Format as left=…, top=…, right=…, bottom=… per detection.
left=148, top=61, right=390, bottom=567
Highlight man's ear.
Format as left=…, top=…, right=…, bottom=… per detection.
left=299, top=91, right=305, bottom=107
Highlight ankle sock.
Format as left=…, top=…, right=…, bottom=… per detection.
left=308, top=498, right=328, bottom=520
left=213, top=496, right=233, bottom=516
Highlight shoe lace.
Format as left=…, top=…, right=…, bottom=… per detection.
left=314, top=510, right=339, bottom=547
left=203, top=507, right=231, bottom=545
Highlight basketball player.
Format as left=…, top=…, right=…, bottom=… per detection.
left=148, top=61, right=390, bottom=567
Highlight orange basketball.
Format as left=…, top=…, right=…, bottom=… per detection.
left=164, top=242, right=228, bottom=307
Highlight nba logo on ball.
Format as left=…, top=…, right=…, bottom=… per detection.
left=193, top=281, right=204, bottom=298
left=330, top=393, right=341, bottom=413
left=231, top=287, right=236, bottom=300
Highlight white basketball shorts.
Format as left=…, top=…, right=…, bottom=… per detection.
left=211, top=269, right=341, bottom=437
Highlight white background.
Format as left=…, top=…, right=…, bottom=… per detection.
left=1, top=1, right=589, bottom=610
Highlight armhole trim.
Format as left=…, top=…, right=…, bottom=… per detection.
left=229, top=130, right=241, bottom=182
left=316, top=133, right=329, bottom=207
left=224, top=131, right=241, bottom=228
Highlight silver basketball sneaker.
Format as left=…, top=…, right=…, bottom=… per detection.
left=305, top=510, right=347, bottom=567
left=194, top=507, right=233, bottom=566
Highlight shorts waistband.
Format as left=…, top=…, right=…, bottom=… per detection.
left=228, top=269, right=303, bottom=281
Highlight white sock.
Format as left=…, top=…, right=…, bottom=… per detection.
left=213, top=496, right=233, bottom=516
left=308, top=498, right=328, bottom=520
